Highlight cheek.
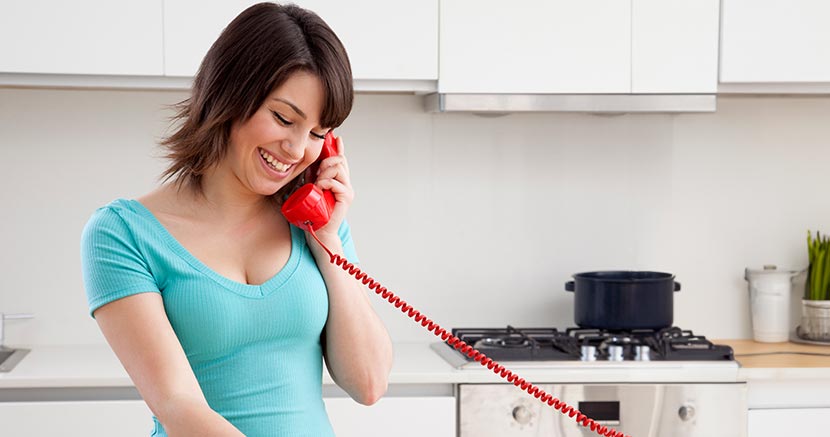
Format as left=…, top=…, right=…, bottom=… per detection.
left=236, top=112, right=279, bottom=148
left=302, top=143, right=324, bottom=166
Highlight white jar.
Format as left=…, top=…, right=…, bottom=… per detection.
left=744, top=265, right=799, bottom=343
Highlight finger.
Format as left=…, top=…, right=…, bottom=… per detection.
left=317, top=162, right=350, bottom=186
left=316, top=178, right=353, bottom=202
left=335, top=135, right=345, bottom=156
left=317, top=157, right=349, bottom=179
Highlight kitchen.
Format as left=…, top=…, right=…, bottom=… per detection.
left=1, top=0, right=830, bottom=436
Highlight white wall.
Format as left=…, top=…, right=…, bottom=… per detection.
left=1, top=88, right=828, bottom=346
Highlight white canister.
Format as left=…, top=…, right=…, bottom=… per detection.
left=744, top=265, right=799, bottom=342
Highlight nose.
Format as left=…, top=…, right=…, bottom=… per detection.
left=280, top=136, right=305, bottom=161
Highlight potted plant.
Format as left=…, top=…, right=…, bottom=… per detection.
left=801, top=231, right=830, bottom=341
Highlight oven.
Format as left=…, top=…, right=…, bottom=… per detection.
left=459, top=383, right=746, bottom=436
left=432, top=326, right=747, bottom=437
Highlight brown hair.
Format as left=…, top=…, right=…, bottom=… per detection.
left=160, top=2, right=353, bottom=201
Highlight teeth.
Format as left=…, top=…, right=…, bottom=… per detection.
left=259, top=149, right=290, bottom=172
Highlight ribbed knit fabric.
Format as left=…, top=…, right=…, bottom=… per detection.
left=80, top=199, right=358, bottom=437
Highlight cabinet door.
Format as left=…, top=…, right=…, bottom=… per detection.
left=324, top=397, right=455, bottom=437
left=0, top=1, right=163, bottom=75
left=439, top=0, right=631, bottom=94
left=0, top=401, right=153, bottom=437
left=721, top=0, right=830, bottom=82
left=748, top=408, right=830, bottom=436
left=164, top=1, right=438, bottom=81
left=632, top=0, right=720, bottom=93
left=296, top=1, right=438, bottom=81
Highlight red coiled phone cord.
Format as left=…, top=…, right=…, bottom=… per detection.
left=308, top=229, right=630, bottom=437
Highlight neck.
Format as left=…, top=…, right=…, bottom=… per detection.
left=188, top=166, right=278, bottom=225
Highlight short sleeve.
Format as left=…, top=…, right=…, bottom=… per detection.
left=81, top=207, right=160, bottom=317
left=337, top=220, right=359, bottom=264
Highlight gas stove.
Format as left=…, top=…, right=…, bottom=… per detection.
left=443, top=325, right=734, bottom=362
left=432, top=325, right=740, bottom=377
left=437, top=326, right=747, bottom=437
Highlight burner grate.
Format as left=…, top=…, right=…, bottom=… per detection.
left=448, top=325, right=735, bottom=362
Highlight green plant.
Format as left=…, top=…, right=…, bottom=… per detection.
left=807, top=230, right=830, bottom=300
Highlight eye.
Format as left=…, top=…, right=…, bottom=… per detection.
left=271, top=111, right=292, bottom=126
left=310, top=131, right=326, bottom=140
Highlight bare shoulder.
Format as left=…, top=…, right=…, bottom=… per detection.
left=137, top=186, right=185, bottom=216
left=136, top=186, right=201, bottom=228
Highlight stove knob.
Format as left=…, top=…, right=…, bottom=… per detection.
left=634, top=345, right=651, bottom=361
left=678, top=405, right=696, bottom=421
left=580, top=345, right=597, bottom=362
left=607, top=345, right=624, bottom=361
left=512, top=405, right=533, bottom=425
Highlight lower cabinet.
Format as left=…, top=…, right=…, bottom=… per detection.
left=0, top=400, right=153, bottom=436
left=748, top=408, right=830, bottom=436
left=325, top=396, right=456, bottom=437
left=0, top=397, right=456, bottom=436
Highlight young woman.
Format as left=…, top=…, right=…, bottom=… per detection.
left=80, top=3, right=392, bottom=436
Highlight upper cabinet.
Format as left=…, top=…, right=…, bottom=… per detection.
left=721, top=0, right=830, bottom=83
left=439, top=0, right=631, bottom=94
left=164, top=0, right=438, bottom=82
left=0, top=0, right=163, bottom=75
left=632, top=0, right=719, bottom=93
left=7, top=0, right=828, bottom=95
left=439, top=0, right=719, bottom=95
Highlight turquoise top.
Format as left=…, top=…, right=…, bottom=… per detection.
left=80, top=199, right=358, bottom=437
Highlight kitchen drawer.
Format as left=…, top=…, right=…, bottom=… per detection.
left=0, top=400, right=153, bottom=437
left=748, top=408, right=830, bottom=437
left=325, top=396, right=455, bottom=437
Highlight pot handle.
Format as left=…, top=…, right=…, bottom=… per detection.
left=566, top=281, right=575, bottom=292
left=674, top=282, right=681, bottom=292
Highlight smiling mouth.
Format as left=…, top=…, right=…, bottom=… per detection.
left=258, top=148, right=291, bottom=172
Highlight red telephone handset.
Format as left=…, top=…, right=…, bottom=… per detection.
left=281, top=131, right=337, bottom=231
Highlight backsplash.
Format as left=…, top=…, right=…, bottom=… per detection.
left=1, top=89, right=828, bottom=345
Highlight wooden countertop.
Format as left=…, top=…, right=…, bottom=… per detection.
left=717, top=339, right=830, bottom=368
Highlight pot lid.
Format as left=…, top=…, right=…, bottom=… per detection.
left=744, top=264, right=801, bottom=279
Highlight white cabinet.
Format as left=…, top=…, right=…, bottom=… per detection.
left=0, top=1, right=163, bottom=75
left=721, top=0, right=830, bottom=82
left=632, top=0, right=720, bottom=93
left=296, top=1, right=438, bottom=81
left=164, top=1, right=438, bottom=81
left=439, top=0, right=719, bottom=94
left=439, top=0, right=631, bottom=94
left=748, top=408, right=830, bottom=436
left=0, top=397, right=454, bottom=437
left=0, top=400, right=153, bottom=437
left=325, top=396, right=455, bottom=437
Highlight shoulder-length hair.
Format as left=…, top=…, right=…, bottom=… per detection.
left=160, top=2, right=353, bottom=201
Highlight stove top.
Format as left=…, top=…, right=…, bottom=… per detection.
left=441, top=325, right=734, bottom=363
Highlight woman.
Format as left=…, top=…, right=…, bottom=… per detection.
left=80, top=3, right=392, bottom=436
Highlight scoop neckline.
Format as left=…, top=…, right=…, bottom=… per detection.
left=124, top=198, right=304, bottom=298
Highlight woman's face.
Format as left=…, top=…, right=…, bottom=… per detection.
left=226, top=70, right=329, bottom=197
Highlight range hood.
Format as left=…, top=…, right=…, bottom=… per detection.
left=424, top=93, right=716, bottom=113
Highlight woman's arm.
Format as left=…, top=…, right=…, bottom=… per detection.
left=309, top=236, right=394, bottom=406
left=94, top=293, right=245, bottom=436
left=308, top=136, right=393, bottom=405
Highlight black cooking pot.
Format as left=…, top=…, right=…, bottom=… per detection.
left=565, top=271, right=681, bottom=330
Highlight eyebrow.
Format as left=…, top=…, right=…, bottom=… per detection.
left=272, top=97, right=307, bottom=120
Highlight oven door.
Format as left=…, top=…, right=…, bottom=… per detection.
left=458, top=383, right=746, bottom=437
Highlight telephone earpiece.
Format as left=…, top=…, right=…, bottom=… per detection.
left=281, top=131, right=337, bottom=231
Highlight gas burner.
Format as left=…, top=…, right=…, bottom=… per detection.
left=473, top=336, right=531, bottom=349
left=448, top=325, right=735, bottom=362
